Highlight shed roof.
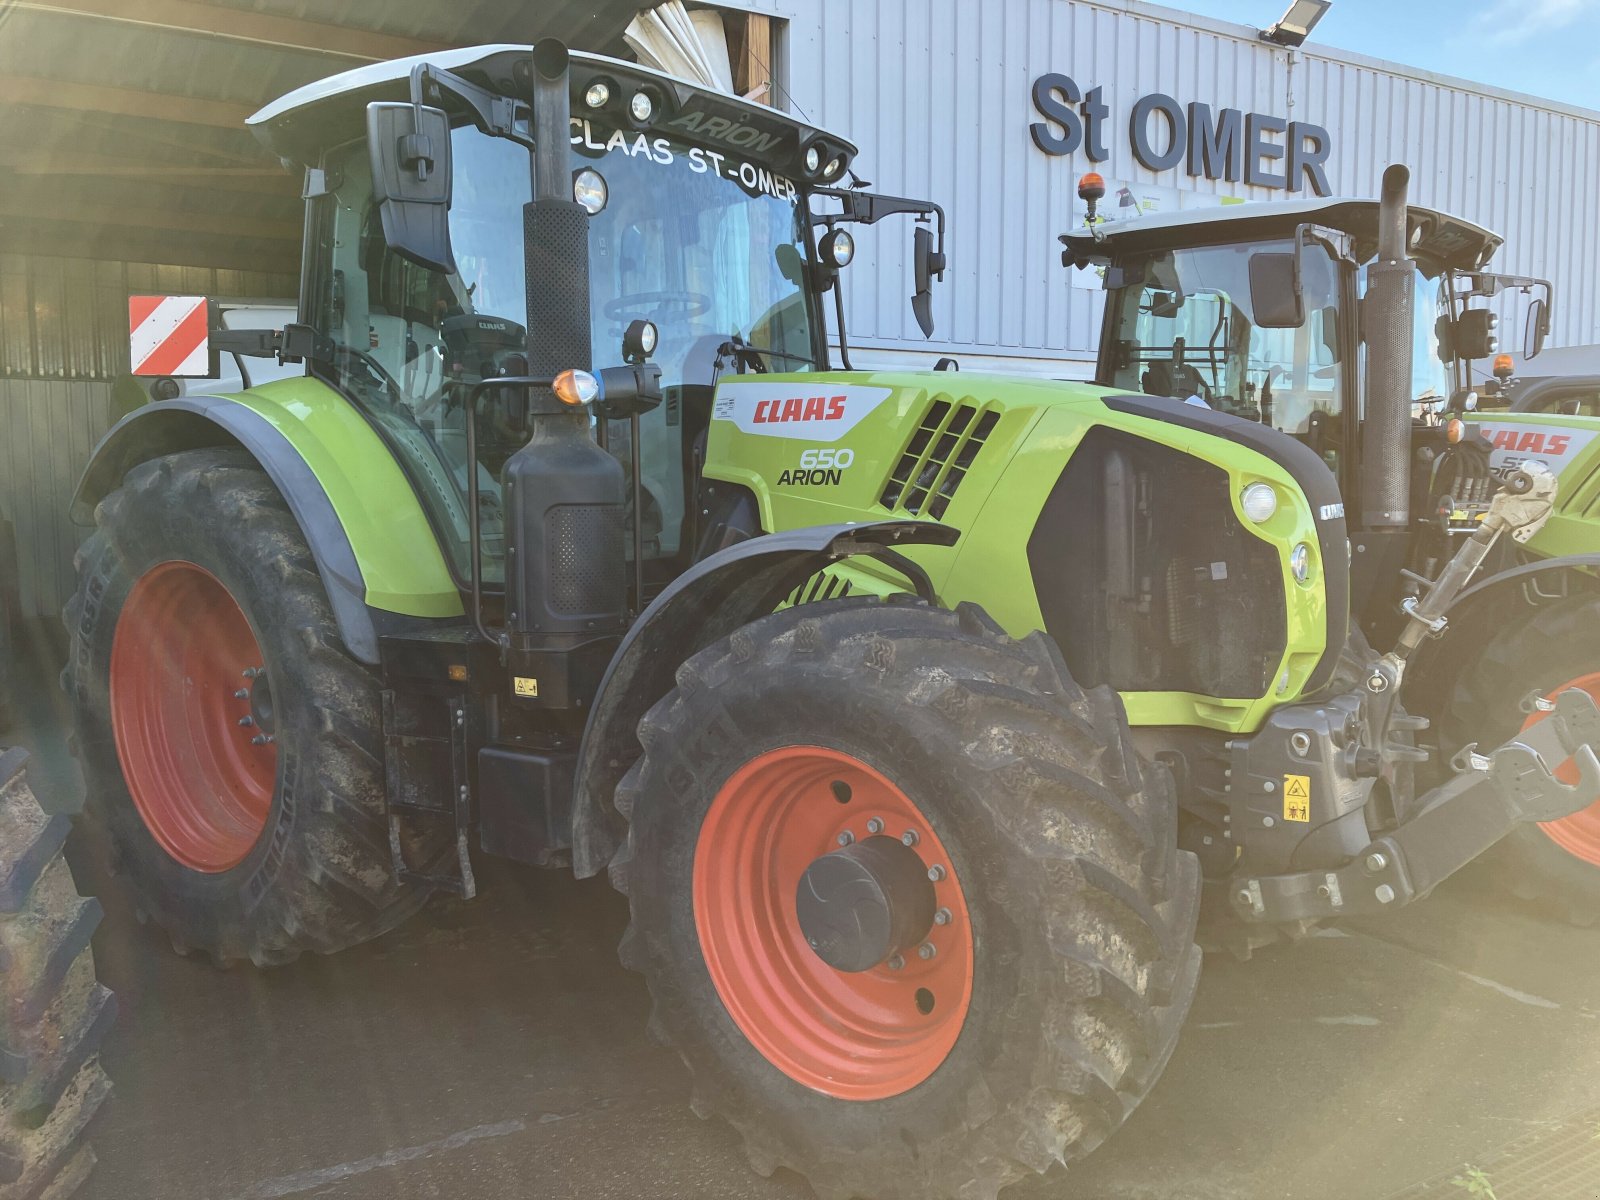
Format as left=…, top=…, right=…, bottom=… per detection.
left=0, top=1, right=642, bottom=273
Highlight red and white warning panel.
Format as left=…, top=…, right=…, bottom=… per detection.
left=128, top=295, right=210, bottom=377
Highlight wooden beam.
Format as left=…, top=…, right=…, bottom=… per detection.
left=0, top=149, right=297, bottom=192
left=0, top=75, right=256, bottom=130
left=740, top=14, right=774, bottom=107
left=0, top=220, right=299, bottom=275
left=7, top=0, right=445, bottom=62
left=0, top=191, right=303, bottom=241
left=44, top=110, right=265, bottom=166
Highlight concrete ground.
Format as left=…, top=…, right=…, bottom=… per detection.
left=5, top=623, right=1600, bottom=1200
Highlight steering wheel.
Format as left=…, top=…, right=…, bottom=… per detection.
left=603, top=291, right=711, bottom=325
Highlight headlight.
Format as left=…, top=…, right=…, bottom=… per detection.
left=629, top=90, right=654, bottom=122
left=824, top=156, right=843, bottom=180
left=573, top=168, right=608, bottom=215
left=1240, top=482, right=1278, bottom=524
left=584, top=80, right=612, bottom=109
left=804, top=144, right=822, bottom=174
left=1290, top=542, right=1312, bottom=584
left=820, top=228, right=855, bottom=267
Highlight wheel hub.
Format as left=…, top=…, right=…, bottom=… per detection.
left=693, top=745, right=974, bottom=1100
left=109, top=561, right=276, bottom=873
left=796, top=836, right=935, bottom=972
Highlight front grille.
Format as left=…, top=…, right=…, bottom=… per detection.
left=1028, top=427, right=1288, bottom=699
left=880, top=399, right=999, bottom=519
left=788, top=570, right=854, bottom=607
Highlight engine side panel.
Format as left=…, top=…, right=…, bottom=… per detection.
left=703, top=370, right=1336, bottom=733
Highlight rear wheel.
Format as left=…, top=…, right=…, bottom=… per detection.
left=0, top=748, right=114, bottom=1199
left=611, top=599, right=1201, bottom=1200
left=63, top=448, right=448, bottom=966
left=1445, top=594, right=1600, bottom=924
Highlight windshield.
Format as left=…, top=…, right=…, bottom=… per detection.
left=307, top=122, right=815, bottom=586
left=1104, top=239, right=1347, bottom=452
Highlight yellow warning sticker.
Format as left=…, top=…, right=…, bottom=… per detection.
left=1283, top=774, right=1311, bottom=822
left=513, top=676, right=539, bottom=698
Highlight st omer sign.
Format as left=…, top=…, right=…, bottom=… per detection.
left=1028, top=72, right=1333, bottom=195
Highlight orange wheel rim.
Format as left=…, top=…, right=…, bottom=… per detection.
left=692, top=745, right=973, bottom=1101
left=1523, top=671, right=1600, bottom=866
left=109, top=561, right=276, bottom=873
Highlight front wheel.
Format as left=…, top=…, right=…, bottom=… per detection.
left=610, top=599, right=1201, bottom=1200
left=1445, top=594, right=1600, bottom=924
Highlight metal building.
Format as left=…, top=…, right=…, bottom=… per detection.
left=771, top=0, right=1600, bottom=376
left=2, top=0, right=1598, bottom=618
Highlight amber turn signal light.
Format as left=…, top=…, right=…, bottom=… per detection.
left=553, top=369, right=600, bottom=407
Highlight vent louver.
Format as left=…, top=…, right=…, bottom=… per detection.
left=879, top=400, right=999, bottom=519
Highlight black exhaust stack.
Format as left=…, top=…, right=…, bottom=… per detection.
left=501, top=40, right=628, bottom=704
left=1360, top=164, right=1415, bottom=529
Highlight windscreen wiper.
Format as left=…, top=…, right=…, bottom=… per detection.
left=715, top=335, right=814, bottom=375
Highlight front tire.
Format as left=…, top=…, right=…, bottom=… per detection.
left=1445, top=594, right=1600, bottom=924
left=0, top=748, right=114, bottom=1199
left=611, top=599, right=1201, bottom=1200
left=63, top=449, right=447, bottom=966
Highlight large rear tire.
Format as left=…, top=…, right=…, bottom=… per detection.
left=0, top=747, right=114, bottom=1200
left=63, top=448, right=448, bottom=966
left=1443, top=594, right=1600, bottom=924
left=611, top=599, right=1201, bottom=1200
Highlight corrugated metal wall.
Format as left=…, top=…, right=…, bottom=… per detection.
left=772, top=0, right=1600, bottom=374
left=0, top=255, right=295, bottom=618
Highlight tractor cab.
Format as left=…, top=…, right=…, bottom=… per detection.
left=1062, top=186, right=1553, bottom=631
left=245, top=43, right=945, bottom=610
left=1061, top=191, right=1546, bottom=472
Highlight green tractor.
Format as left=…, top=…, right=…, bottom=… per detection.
left=62, top=40, right=1600, bottom=1200
left=1058, top=172, right=1600, bottom=928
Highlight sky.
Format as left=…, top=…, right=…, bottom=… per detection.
left=1158, top=0, right=1600, bottom=110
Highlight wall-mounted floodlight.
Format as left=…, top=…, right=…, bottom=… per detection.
left=1260, top=0, right=1331, bottom=46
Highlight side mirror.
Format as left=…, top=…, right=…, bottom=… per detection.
left=1524, top=297, right=1549, bottom=360
left=367, top=102, right=454, bottom=273
left=913, top=225, right=946, bottom=339
left=1248, top=252, right=1304, bottom=329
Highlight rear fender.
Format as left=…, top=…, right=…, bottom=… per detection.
left=73, top=387, right=459, bottom=663
left=570, top=520, right=960, bottom=877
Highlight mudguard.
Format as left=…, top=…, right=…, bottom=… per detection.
left=73, top=386, right=461, bottom=664
left=569, top=519, right=960, bottom=878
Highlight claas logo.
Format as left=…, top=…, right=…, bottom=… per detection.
left=752, top=396, right=849, bottom=425
left=1484, top=428, right=1572, bottom=456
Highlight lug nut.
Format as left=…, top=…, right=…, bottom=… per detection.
left=933, top=907, right=952, bottom=926
left=250, top=734, right=274, bottom=747
left=836, top=831, right=854, bottom=847
left=886, top=954, right=905, bottom=971
left=866, top=817, right=884, bottom=835
left=927, top=865, right=946, bottom=882
left=901, top=829, right=920, bottom=847
left=237, top=715, right=254, bottom=727
left=242, top=667, right=262, bottom=679
left=1365, top=852, right=1388, bottom=874
left=234, top=688, right=250, bottom=700
left=918, top=942, right=937, bottom=960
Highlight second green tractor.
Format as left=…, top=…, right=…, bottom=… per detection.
left=62, top=39, right=1600, bottom=1200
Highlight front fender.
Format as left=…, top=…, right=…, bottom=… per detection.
left=569, top=519, right=960, bottom=877
left=73, top=381, right=461, bottom=663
